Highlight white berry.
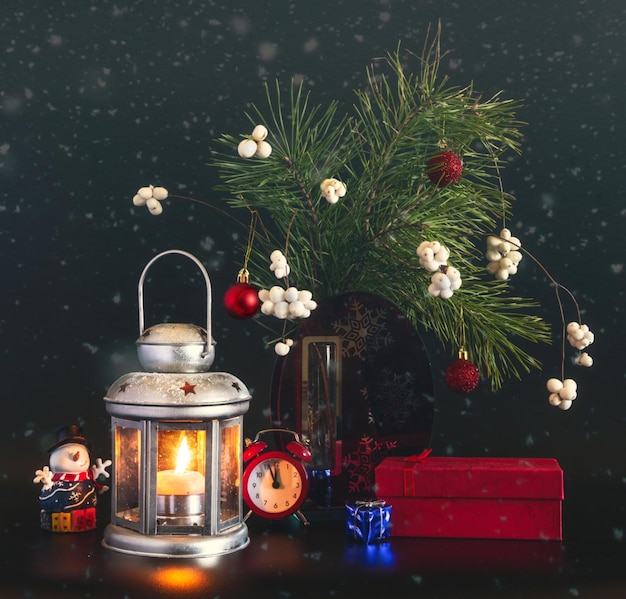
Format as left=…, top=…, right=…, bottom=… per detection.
left=138, top=186, right=153, bottom=200
left=251, top=125, right=268, bottom=142
left=146, top=198, right=163, bottom=215
left=273, top=266, right=290, bottom=278
left=548, top=393, right=562, bottom=407
left=269, top=286, right=285, bottom=303
left=261, top=300, right=275, bottom=315
left=288, top=300, right=305, bottom=317
left=238, top=138, right=257, bottom=158
left=273, top=301, right=290, bottom=319
left=284, top=287, right=299, bottom=303
left=275, top=342, right=290, bottom=356
left=255, top=140, right=272, bottom=158
left=546, top=378, right=563, bottom=393
left=431, top=272, right=451, bottom=290
left=298, top=290, right=313, bottom=303
left=152, top=186, right=168, bottom=201
left=575, top=352, right=593, bottom=367
left=270, top=250, right=284, bottom=262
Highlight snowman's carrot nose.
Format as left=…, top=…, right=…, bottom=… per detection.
left=71, top=451, right=80, bottom=462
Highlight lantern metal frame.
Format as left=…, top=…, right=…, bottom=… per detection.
left=102, top=250, right=251, bottom=558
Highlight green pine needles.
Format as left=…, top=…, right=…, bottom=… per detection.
left=211, top=31, right=551, bottom=390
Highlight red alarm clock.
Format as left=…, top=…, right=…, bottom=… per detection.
left=243, top=429, right=312, bottom=522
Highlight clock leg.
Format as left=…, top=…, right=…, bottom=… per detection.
left=294, top=510, right=310, bottom=526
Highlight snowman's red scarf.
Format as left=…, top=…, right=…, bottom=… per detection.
left=52, top=470, right=94, bottom=482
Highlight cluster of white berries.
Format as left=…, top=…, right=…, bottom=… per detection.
left=320, top=178, right=347, bottom=204
left=132, top=185, right=168, bottom=216
left=569, top=320, right=594, bottom=369
left=569, top=321, right=594, bottom=367
left=566, top=322, right=595, bottom=354
left=546, top=322, right=595, bottom=409
left=259, top=287, right=317, bottom=321
left=485, top=228, right=523, bottom=280
left=417, top=240, right=449, bottom=271
left=428, top=267, right=462, bottom=299
left=258, top=250, right=318, bottom=355
left=237, top=125, right=272, bottom=159
left=416, top=240, right=462, bottom=299
left=269, top=249, right=290, bottom=278
left=546, top=378, right=578, bottom=411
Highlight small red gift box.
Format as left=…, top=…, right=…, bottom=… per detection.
left=375, top=456, right=563, bottom=540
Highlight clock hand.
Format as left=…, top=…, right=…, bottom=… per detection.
left=272, top=464, right=282, bottom=489
left=268, top=463, right=280, bottom=489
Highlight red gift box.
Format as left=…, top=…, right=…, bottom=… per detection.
left=375, top=456, right=563, bottom=540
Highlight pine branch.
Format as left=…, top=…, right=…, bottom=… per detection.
left=209, top=34, right=554, bottom=390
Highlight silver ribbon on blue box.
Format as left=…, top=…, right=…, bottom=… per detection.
left=346, top=500, right=392, bottom=544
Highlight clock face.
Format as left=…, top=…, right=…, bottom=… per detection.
left=243, top=451, right=309, bottom=518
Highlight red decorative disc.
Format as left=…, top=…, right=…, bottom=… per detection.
left=223, top=282, right=260, bottom=319
left=445, top=358, right=480, bottom=393
left=427, top=151, right=463, bottom=186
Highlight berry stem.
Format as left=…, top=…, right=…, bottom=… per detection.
left=487, top=233, right=581, bottom=382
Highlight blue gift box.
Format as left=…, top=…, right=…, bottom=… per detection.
left=346, top=500, right=392, bottom=544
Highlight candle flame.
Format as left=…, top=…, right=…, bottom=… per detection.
left=174, top=436, right=192, bottom=474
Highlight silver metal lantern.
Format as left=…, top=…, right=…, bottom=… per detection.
left=102, top=250, right=251, bottom=558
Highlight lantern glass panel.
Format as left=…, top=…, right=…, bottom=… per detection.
left=219, top=419, right=241, bottom=528
left=114, top=422, right=142, bottom=526
left=156, top=427, right=207, bottom=510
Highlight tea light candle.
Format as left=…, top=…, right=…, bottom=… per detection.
left=157, top=469, right=205, bottom=496
left=157, top=436, right=205, bottom=498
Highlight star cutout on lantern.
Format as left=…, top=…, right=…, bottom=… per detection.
left=119, top=382, right=130, bottom=393
left=231, top=381, right=241, bottom=392
left=180, top=381, right=196, bottom=395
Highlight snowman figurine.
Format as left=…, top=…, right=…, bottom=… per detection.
left=33, top=424, right=111, bottom=532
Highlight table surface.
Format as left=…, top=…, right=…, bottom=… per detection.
left=3, top=479, right=626, bottom=599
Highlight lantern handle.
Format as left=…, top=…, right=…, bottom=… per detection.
left=138, top=249, right=212, bottom=350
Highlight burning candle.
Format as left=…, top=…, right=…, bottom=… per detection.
left=157, top=437, right=205, bottom=496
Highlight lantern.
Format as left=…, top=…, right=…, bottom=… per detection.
left=102, top=250, right=251, bottom=558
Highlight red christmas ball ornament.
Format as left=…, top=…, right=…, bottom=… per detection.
left=445, top=349, right=480, bottom=393
left=224, top=270, right=260, bottom=319
left=427, top=151, right=463, bottom=186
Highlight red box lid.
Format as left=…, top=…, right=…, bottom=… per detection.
left=375, top=456, right=563, bottom=500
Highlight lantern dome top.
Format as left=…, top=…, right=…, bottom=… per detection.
left=138, top=322, right=209, bottom=344
left=104, top=371, right=251, bottom=408
left=136, top=323, right=217, bottom=373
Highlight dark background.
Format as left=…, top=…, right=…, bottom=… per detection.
left=1, top=1, right=625, bottom=597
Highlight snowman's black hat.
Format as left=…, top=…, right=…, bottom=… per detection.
left=46, top=424, right=91, bottom=453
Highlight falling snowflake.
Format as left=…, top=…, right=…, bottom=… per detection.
left=331, top=299, right=393, bottom=359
